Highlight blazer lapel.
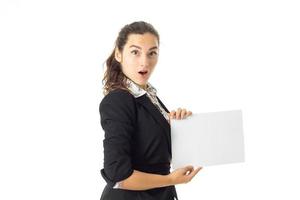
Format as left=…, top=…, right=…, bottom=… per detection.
left=157, top=96, right=170, bottom=113
left=135, top=94, right=171, bottom=154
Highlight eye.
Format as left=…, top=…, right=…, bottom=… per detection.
left=149, top=51, right=158, bottom=56
left=131, top=50, right=139, bottom=55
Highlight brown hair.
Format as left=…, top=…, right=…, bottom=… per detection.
left=102, top=21, right=160, bottom=96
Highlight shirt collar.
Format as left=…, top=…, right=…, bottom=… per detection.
left=126, top=78, right=157, bottom=98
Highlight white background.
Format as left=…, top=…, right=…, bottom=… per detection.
left=1, top=0, right=299, bottom=199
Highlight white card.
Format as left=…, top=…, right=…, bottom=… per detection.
left=171, top=110, right=245, bottom=168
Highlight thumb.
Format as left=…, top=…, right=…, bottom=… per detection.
left=184, top=165, right=194, bottom=175
left=188, top=166, right=203, bottom=177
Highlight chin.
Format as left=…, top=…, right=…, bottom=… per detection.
left=134, top=78, right=147, bottom=84
left=131, top=76, right=149, bottom=86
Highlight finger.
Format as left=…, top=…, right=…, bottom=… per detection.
left=181, top=109, right=187, bottom=119
left=187, top=111, right=192, bottom=117
left=176, top=108, right=182, bottom=119
left=184, top=165, right=194, bottom=174
left=189, top=166, right=202, bottom=177
left=168, top=111, right=172, bottom=119
left=170, top=110, right=176, bottom=119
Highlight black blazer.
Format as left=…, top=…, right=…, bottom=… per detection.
left=99, top=88, right=178, bottom=200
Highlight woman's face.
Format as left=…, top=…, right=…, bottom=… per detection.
left=115, top=33, right=159, bottom=89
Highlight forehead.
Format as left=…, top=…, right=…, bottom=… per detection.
left=125, top=33, right=159, bottom=49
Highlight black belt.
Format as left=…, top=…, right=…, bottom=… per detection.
left=133, top=163, right=171, bottom=175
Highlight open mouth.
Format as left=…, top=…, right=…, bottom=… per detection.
left=138, top=70, right=148, bottom=75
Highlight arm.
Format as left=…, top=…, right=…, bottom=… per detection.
left=118, top=170, right=172, bottom=190
left=99, top=90, right=137, bottom=188
left=119, top=166, right=202, bottom=191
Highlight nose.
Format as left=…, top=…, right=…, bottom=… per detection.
left=139, top=53, right=150, bottom=67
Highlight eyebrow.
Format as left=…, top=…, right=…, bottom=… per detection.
left=129, top=45, right=158, bottom=51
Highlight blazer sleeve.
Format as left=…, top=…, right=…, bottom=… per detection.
left=99, top=89, right=137, bottom=188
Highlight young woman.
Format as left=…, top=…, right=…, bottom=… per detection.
left=99, top=21, right=202, bottom=200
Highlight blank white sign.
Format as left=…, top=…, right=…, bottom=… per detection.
left=170, top=110, right=245, bottom=169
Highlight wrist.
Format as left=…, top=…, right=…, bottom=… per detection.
left=165, top=173, right=174, bottom=186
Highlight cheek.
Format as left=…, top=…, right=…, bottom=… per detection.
left=149, top=59, right=158, bottom=69
left=121, top=60, right=137, bottom=75
left=123, top=56, right=137, bottom=67
left=150, top=56, right=158, bottom=63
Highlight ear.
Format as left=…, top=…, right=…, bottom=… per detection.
left=114, top=48, right=122, bottom=63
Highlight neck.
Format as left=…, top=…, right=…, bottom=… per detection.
left=127, top=77, right=147, bottom=90
left=138, top=83, right=147, bottom=90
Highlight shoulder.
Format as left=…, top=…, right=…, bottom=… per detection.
left=99, top=89, right=137, bottom=119
left=100, top=88, right=135, bottom=107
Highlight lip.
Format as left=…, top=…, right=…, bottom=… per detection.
left=138, top=70, right=149, bottom=75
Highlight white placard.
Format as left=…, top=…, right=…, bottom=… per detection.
left=171, top=110, right=245, bottom=168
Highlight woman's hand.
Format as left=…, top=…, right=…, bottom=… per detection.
left=168, top=108, right=192, bottom=120
left=167, top=165, right=202, bottom=185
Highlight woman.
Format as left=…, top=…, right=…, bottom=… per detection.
left=99, top=21, right=202, bottom=200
